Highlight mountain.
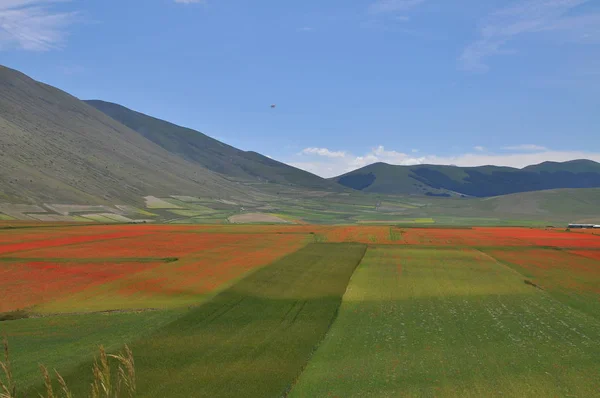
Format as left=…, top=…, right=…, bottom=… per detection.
left=522, top=159, right=600, bottom=173
left=417, top=188, right=600, bottom=223
left=85, top=100, right=339, bottom=190
left=0, top=65, right=268, bottom=205
left=479, top=188, right=600, bottom=221
left=333, top=161, right=600, bottom=197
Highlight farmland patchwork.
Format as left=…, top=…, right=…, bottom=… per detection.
left=1, top=225, right=599, bottom=397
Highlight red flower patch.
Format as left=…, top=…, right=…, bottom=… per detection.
left=0, top=261, right=157, bottom=312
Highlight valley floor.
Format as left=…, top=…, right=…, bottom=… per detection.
left=1, top=224, right=599, bottom=397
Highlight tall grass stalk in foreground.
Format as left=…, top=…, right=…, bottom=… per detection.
left=91, top=345, right=135, bottom=398
left=1, top=338, right=135, bottom=398
left=1, top=337, right=16, bottom=398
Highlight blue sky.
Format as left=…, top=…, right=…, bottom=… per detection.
left=1, top=0, right=599, bottom=177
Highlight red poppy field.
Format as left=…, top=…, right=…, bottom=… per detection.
left=2, top=224, right=598, bottom=315
left=2, top=223, right=600, bottom=397
left=0, top=225, right=309, bottom=313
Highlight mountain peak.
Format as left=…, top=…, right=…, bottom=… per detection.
left=333, top=161, right=600, bottom=197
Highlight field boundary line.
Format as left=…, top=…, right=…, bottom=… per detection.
left=27, top=307, right=166, bottom=318
left=282, top=243, right=368, bottom=398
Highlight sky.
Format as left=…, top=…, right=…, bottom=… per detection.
left=1, top=0, right=599, bottom=177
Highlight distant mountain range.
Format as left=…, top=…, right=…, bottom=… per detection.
left=332, top=160, right=600, bottom=197
left=2, top=63, right=600, bottom=207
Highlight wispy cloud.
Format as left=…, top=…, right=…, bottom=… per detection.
left=460, top=0, right=600, bottom=72
left=503, top=144, right=548, bottom=152
left=289, top=144, right=600, bottom=177
left=0, top=0, right=77, bottom=51
left=474, top=146, right=485, bottom=152
left=366, top=0, right=426, bottom=29
left=297, top=26, right=313, bottom=32
left=173, top=0, right=206, bottom=3
left=369, top=0, right=426, bottom=14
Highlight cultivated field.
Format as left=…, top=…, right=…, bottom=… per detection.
left=1, top=224, right=599, bottom=397
left=290, top=247, right=600, bottom=397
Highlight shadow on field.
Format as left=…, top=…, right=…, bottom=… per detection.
left=32, top=243, right=367, bottom=398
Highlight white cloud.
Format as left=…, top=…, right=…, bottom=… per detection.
left=502, top=144, right=548, bottom=152
left=369, top=0, right=426, bottom=14
left=300, top=147, right=347, bottom=158
left=292, top=145, right=427, bottom=177
left=288, top=145, right=600, bottom=178
left=0, top=0, right=77, bottom=51
left=174, top=0, right=206, bottom=3
left=474, top=146, right=485, bottom=151
left=298, top=27, right=313, bottom=32
left=460, top=0, right=600, bottom=72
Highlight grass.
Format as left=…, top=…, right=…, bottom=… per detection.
left=79, top=214, right=118, bottom=223
left=483, top=247, right=600, bottom=321
left=56, top=243, right=367, bottom=397
left=0, top=310, right=28, bottom=322
left=2, top=310, right=184, bottom=393
left=289, top=246, right=600, bottom=397
left=167, top=209, right=212, bottom=217
left=1, top=338, right=136, bottom=398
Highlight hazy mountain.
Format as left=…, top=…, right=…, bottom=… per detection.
left=333, top=161, right=600, bottom=197
left=0, top=65, right=259, bottom=205
left=86, top=100, right=339, bottom=191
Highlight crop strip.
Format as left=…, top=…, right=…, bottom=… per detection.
left=57, top=243, right=367, bottom=398
left=289, top=246, right=600, bottom=397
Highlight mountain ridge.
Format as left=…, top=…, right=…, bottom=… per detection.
left=332, top=160, right=600, bottom=197
left=0, top=64, right=261, bottom=205
left=2, top=62, right=600, bottom=210
left=85, top=100, right=340, bottom=191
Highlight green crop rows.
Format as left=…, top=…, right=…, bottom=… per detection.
left=53, top=243, right=366, bottom=397
left=290, top=247, right=600, bottom=397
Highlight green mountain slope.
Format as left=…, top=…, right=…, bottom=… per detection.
left=414, top=188, right=600, bottom=223
left=480, top=188, right=600, bottom=221
left=333, top=161, right=600, bottom=197
left=86, top=100, right=339, bottom=190
left=0, top=65, right=257, bottom=205
left=523, top=159, right=600, bottom=173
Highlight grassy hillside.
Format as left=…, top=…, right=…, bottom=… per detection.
left=476, top=188, right=600, bottom=222
left=523, top=159, right=600, bottom=173
left=86, top=100, right=339, bottom=190
left=333, top=161, right=600, bottom=197
left=0, top=65, right=260, bottom=205
left=356, top=188, right=600, bottom=225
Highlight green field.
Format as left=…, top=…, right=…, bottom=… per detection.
left=49, top=243, right=366, bottom=397
left=2, top=310, right=185, bottom=391
left=289, top=246, right=600, bottom=397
